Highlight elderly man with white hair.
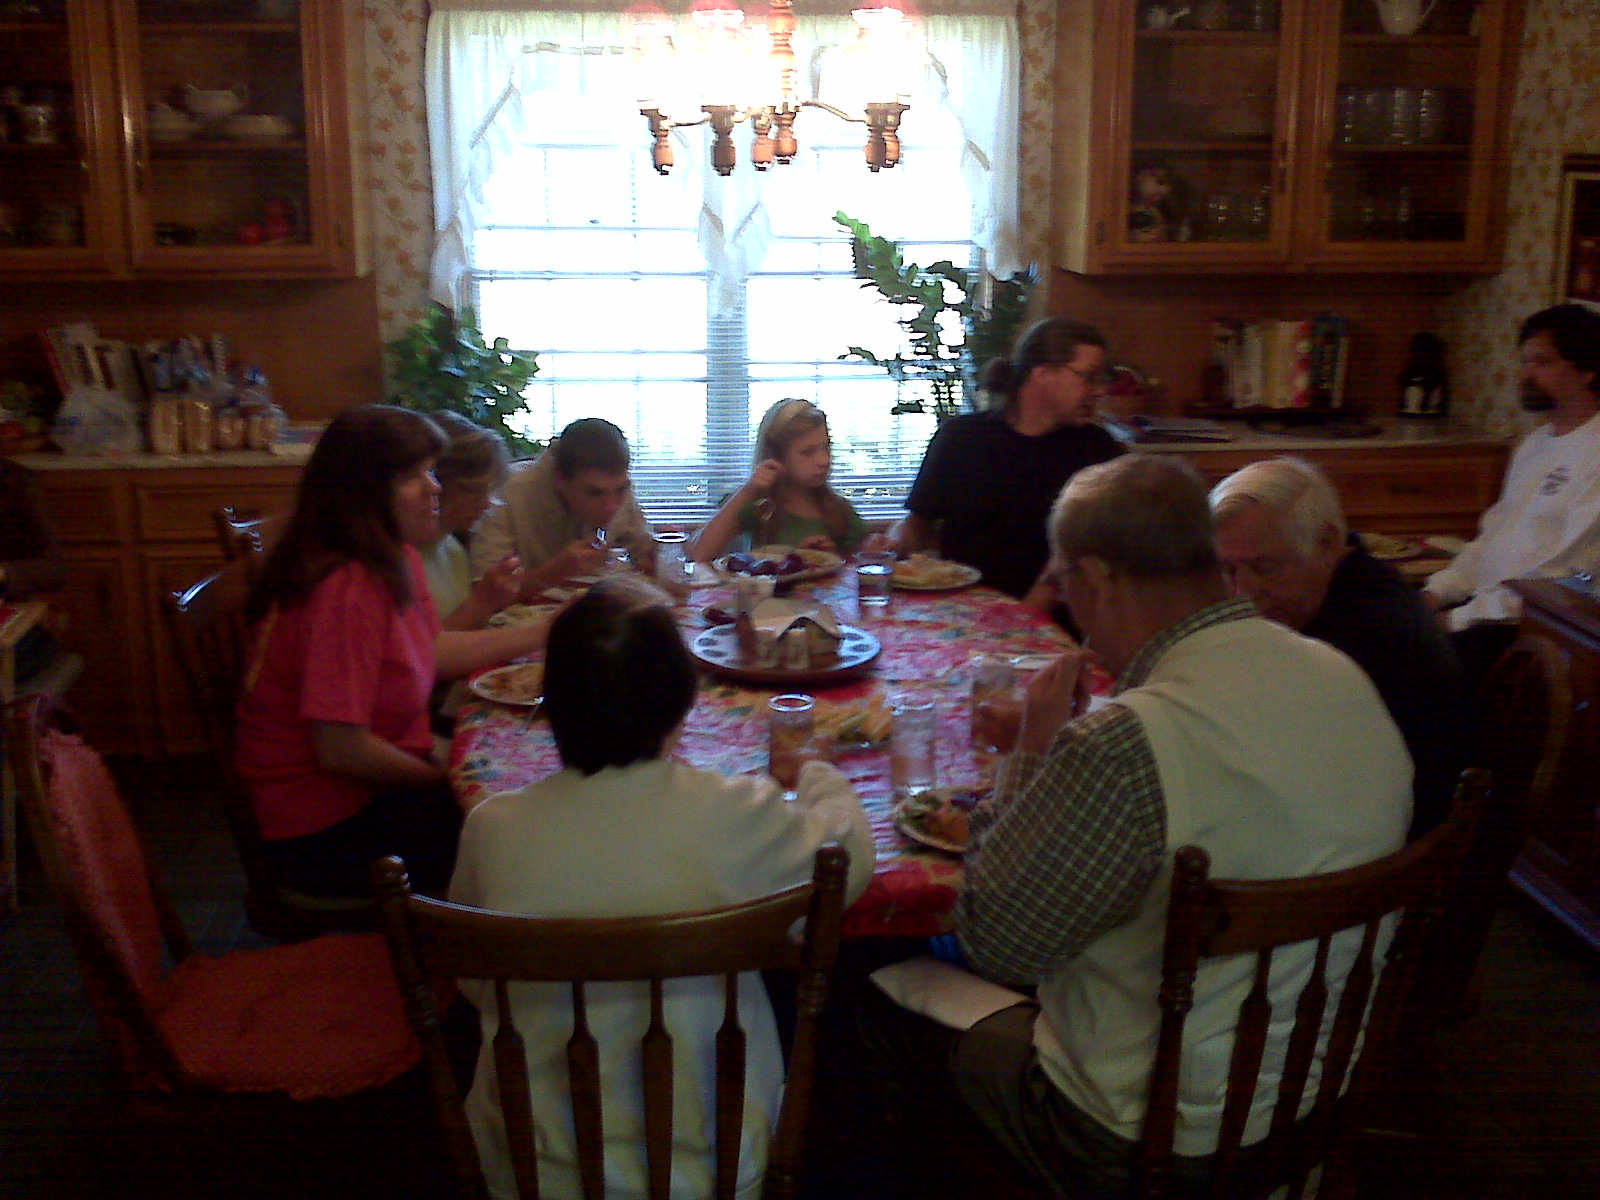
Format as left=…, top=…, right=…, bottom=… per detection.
left=1211, top=456, right=1469, bottom=838
left=861, top=455, right=1411, bottom=1200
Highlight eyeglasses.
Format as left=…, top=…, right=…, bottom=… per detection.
left=1062, top=364, right=1117, bottom=388
left=1221, top=556, right=1293, bottom=585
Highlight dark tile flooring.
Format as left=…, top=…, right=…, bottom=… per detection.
left=3, top=755, right=1598, bottom=1199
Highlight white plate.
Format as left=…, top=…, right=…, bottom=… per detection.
left=487, top=602, right=552, bottom=628
left=893, top=789, right=980, bottom=855
left=891, top=560, right=982, bottom=592
left=469, top=662, right=545, bottom=707
left=716, top=546, right=843, bottom=585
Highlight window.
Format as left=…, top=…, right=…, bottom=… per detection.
left=427, top=2, right=1020, bottom=525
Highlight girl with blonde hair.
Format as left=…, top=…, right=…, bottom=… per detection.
left=691, top=398, right=868, bottom=562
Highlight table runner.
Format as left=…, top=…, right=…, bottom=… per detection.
left=451, top=574, right=1090, bottom=938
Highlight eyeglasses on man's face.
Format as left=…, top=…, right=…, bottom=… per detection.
left=1062, top=363, right=1117, bottom=388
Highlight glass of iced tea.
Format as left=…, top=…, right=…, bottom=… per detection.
left=970, top=654, right=1023, bottom=755
left=768, top=693, right=816, bottom=790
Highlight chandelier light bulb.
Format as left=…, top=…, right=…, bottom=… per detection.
left=627, top=0, right=915, bottom=176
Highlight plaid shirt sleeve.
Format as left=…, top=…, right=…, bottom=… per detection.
left=955, top=703, right=1168, bottom=986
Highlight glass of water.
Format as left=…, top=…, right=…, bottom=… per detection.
left=856, top=550, right=895, bottom=607
left=889, top=692, right=938, bottom=796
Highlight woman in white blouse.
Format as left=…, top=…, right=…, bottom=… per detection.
left=448, top=575, right=875, bottom=1200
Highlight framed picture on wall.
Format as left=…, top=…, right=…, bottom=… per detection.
left=1556, top=155, right=1600, bottom=310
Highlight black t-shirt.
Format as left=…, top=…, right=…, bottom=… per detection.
left=905, top=413, right=1125, bottom=600
left=1304, top=542, right=1472, bottom=840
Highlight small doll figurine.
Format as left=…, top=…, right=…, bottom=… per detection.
left=1129, top=162, right=1175, bottom=243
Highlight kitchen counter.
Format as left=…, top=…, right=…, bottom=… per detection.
left=1122, top=418, right=1511, bottom=455
left=11, top=447, right=310, bottom=471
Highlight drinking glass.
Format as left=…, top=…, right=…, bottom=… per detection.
left=1204, top=194, right=1234, bottom=241
left=653, top=531, right=691, bottom=599
left=889, top=692, right=938, bottom=796
left=1416, top=87, right=1445, bottom=143
left=970, top=655, right=1022, bottom=755
left=1386, top=86, right=1419, bottom=145
left=768, top=693, right=816, bottom=791
left=856, top=550, right=895, bottom=607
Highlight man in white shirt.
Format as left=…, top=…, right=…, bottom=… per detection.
left=469, top=417, right=655, bottom=598
left=1424, top=304, right=1600, bottom=685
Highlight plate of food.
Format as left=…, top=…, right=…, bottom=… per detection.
left=689, top=622, right=880, bottom=687
left=487, top=602, right=553, bottom=628
left=894, top=788, right=982, bottom=855
left=1360, top=533, right=1429, bottom=562
left=813, top=693, right=893, bottom=749
left=469, top=662, right=545, bottom=707
left=891, top=554, right=982, bottom=592
left=717, top=545, right=843, bottom=585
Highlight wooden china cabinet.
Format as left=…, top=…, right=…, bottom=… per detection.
left=0, top=0, right=366, bottom=279
left=1054, top=0, right=1524, bottom=274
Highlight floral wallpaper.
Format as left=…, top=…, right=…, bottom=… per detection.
left=1016, top=0, right=1055, bottom=271
left=359, top=0, right=433, bottom=339
left=1437, top=0, right=1600, bottom=435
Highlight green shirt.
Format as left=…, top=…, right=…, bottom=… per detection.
left=731, top=497, right=867, bottom=555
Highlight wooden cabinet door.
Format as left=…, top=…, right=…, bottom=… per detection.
left=1057, top=0, right=1523, bottom=276
left=52, top=551, right=145, bottom=754
left=1291, top=0, right=1522, bottom=271
left=107, top=0, right=366, bottom=277
left=1067, top=0, right=1309, bottom=272
left=0, top=0, right=128, bottom=277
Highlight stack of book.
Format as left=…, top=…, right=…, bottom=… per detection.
left=1206, top=314, right=1350, bottom=411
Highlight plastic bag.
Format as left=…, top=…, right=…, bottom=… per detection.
left=49, top=384, right=146, bottom=456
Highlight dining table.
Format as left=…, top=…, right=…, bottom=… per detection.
left=450, top=569, right=1094, bottom=938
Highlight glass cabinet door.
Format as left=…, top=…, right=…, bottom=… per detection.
left=1113, top=0, right=1300, bottom=264
left=0, top=0, right=119, bottom=272
left=1306, top=0, right=1497, bottom=264
left=120, top=0, right=324, bottom=272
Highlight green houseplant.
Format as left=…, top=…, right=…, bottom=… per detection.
left=387, top=303, right=545, bottom=458
left=833, top=211, right=1034, bottom=420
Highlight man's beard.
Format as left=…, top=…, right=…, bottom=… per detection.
left=1520, top=387, right=1557, bottom=412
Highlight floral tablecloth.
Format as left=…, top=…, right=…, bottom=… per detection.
left=451, top=575, right=1084, bottom=938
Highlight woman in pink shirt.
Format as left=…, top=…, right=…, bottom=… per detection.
left=236, top=406, right=550, bottom=898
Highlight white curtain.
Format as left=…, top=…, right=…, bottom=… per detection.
left=425, top=0, right=1022, bottom=312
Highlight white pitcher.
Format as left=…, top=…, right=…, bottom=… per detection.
left=1371, top=0, right=1436, bottom=36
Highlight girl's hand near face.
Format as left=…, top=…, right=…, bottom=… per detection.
left=742, top=459, right=783, bottom=498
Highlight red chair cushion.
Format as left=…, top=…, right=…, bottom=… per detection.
left=155, top=932, right=421, bottom=1100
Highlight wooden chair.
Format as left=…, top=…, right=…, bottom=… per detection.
left=1134, top=769, right=1487, bottom=1200
left=5, top=696, right=419, bottom=1105
left=373, top=844, right=851, bottom=1200
left=213, top=505, right=288, bottom=578
left=1409, top=635, right=1574, bottom=1026
left=162, top=558, right=376, bottom=942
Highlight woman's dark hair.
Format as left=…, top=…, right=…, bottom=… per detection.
left=1519, top=303, right=1600, bottom=378
left=543, top=576, right=697, bottom=775
left=979, top=317, right=1108, bottom=411
left=245, top=405, right=445, bottom=624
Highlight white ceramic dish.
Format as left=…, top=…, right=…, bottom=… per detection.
left=469, top=662, right=545, bottom=707
left=223, top=114, right=294, bottom=140
left=891, top=559, right=982, bottom=592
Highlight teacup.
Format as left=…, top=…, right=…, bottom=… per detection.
left=183, top=83, right=249, bottom=121
left=1372, top=0, right=1436, bottom=36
